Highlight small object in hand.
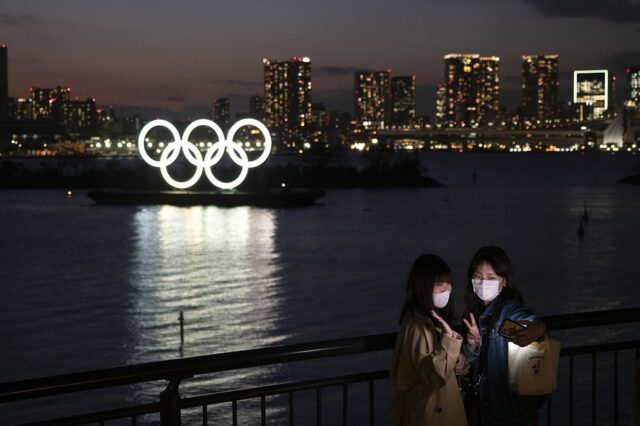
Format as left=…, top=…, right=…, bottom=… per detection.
left=499, top=319, right=525, bottom=339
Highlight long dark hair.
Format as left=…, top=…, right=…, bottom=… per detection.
left=399, top=254, right=454, bottom=324
left=463, top=245, right=523, bottom=323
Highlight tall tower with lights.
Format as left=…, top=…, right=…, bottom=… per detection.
left=391, top=76, right=416, bottom=127
left=0, top=44, right=8, bottom=123
left=354, top=70, right=390, bottom=129
left=444, top=54, right=479, bottom=126
left=264, top=57, right=312, bottom=150
left=522, top=54, right=559, bottom=122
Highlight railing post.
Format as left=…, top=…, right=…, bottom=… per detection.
left=160, top=378, right=181, bottom=426
left=634, top=355, right=639, bottom=426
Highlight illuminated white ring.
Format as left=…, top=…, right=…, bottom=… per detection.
left=182, top=119, right=226, bottom=166
left=204, top=141, right=250, bottom=190
left=137, top=118, right=271, bottom=190
left=225, top=118, right=272, bottom=168
left=159, top=141, right=204, bottom=189
left=138, top=119, right=182, bottom=167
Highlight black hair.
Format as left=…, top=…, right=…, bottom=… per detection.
left=463, top=245, right=523, bottom=324
left=399, top=254, right=454, bottom=324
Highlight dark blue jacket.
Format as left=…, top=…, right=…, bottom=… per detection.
left=461, top=296, right=547, bottom=426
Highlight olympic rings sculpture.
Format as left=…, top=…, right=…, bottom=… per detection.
left=137, top=118, right=272, bottom=190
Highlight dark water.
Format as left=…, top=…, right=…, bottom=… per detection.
left=1, top=152, right=639, bottom=424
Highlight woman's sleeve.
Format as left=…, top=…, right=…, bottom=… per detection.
left=461, top=340, right=480, bottom=366
left=508, top=302, right=547, bottom=341
left=410, top=325, right=463, bottom=389
left=509, top=303, right=539, bottom=322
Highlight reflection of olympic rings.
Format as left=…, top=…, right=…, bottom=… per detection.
left=137, top=118, right=272, bottom=190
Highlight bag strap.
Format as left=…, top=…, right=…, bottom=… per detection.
left=475, top=323, right=492, bottom=376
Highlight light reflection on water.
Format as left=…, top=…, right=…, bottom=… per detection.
left=127, top=205, right=288, bottom=421
left=129, top=205, right=285, bottom=359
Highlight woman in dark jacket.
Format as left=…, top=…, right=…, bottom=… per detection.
left=461, top=246, right=547, bottom=426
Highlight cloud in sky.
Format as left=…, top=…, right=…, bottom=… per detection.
left=0, top=13, right=36, bottom=26
left=523, top=0, right=640, bottom=23
left=600, top=51, right=640, bottom=71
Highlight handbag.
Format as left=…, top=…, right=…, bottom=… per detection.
left=507, top=336, right=561, bottom=395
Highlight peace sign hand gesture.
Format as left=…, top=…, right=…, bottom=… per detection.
left=431, top=310, right=454, bottom=337
left=463, top=313, right=481, bottom=352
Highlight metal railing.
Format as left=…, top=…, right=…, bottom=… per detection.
left=1, top=307, right=639, bottom=425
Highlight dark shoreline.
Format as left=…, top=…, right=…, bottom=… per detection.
left=0, top=156, right=443, bottom=190
left=619, top=173, right=640, bottom=185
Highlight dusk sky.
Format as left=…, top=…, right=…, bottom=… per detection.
left=1, top=0, right=639, bottom=119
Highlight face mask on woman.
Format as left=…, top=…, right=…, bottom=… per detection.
left=433, top=290, right=451, bottom=308
left=472, top=279, right=501, bottom=302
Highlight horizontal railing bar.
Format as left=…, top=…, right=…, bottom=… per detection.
left=182, top=340, right=640, bottom=408
left=181, top=371, right=390, bottom=409
left=15, top=338, right=640, bottom=425
left=21, top=401, right=160, bottom=426
left=0, top=334, right=394, bottom=403
left=1, top=307, right=638, bottom=403
left=560, top=340, right=640, bottom=356
left=543, top=307, right=640, bottom=331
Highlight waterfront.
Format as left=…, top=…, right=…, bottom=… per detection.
left=1, top=152, right=639, bottom=423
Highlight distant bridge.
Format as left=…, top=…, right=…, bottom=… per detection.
left=373, top=127, right=591, bottom=147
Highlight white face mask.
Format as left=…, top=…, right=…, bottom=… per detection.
left=433, top=290, right=451, bottom=309
left=472, top=279, right=502, bottom=302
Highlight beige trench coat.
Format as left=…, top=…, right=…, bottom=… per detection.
left=390, top=313, right=467, bottom=425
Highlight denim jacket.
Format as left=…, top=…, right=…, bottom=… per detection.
left=461, top=295, right=547, bottom=426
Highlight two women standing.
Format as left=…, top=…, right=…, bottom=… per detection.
left=390, top=246, right=547, bottom=425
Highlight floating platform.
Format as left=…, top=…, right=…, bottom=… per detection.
left=87, top=189, right=325, bottom=207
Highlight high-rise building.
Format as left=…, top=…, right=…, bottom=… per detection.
left=435, top=84, right=447, bottom=126
left=573, top=70, right=608, bottom=120
left=626, top=66, right=640, bottom=108
left=354, top=70, right=390, bottom=129
left=391, top=76, right=416, bottom=127
left=249, top=96, right=264, bottom=119
left=52, top=97, right=97, bottom=136
left=521, top=54, right=559, bottom=122
left=478, top=57, right=500, bottom=123
left=10, top=98, right=31, bottom=121
left=30, top=86, right=71, bottom=120
left=214, top=97, right=230, bottom=124
left=0, top=44, right=8, bottom=123
left=444, top=54, right=479, bottom=126
left=443, top=54, right=502, bottom=126
left=263, top=56, right=312, bottom=149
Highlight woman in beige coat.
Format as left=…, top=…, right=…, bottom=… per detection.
left=390, top=254, right=467, bottom=425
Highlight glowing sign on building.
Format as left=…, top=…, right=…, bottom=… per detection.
left=138, top=118, right=272, bottom=190
left=574, top=70, right=608, bottom=120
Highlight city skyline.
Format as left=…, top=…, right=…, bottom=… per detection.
left=0, top=0, right=638, bottom=119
